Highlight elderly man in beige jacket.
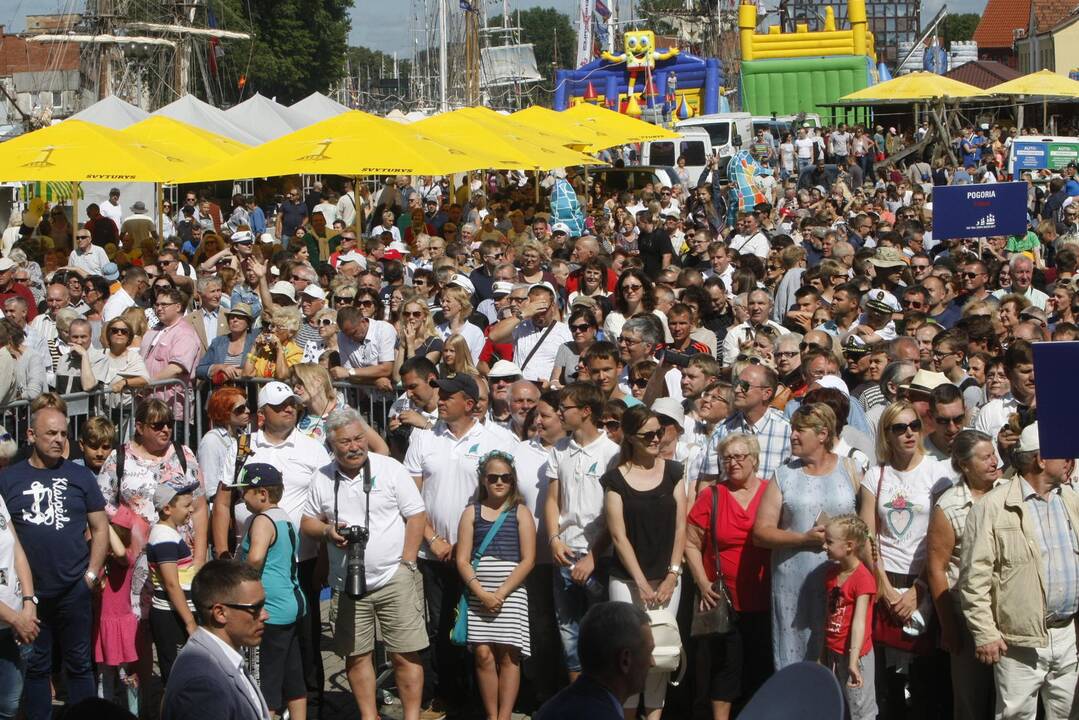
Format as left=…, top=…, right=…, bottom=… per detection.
left=960, top=422, right=1079, bottom=720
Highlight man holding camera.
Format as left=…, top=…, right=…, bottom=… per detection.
left=302, top=407, right=427, bottom=720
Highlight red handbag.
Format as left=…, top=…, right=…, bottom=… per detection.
left=871, top=467, right=938, bottom=655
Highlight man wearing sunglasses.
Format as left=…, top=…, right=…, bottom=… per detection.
left=468, top=239, right=506, bottom=303
left=923, top=384, right=967, bottom=462
left=485, top=360, right=522, bottom=429
left=275, top=188, right=308, bottom=242
left=489, top=282, right=572, bottom=385
left=0, top=257, right=37, bottom=321
left=162, top=560, right=271, bottom=720
left=708, top=364, right=791, bottom=482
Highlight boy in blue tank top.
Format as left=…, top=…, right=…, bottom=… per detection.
left=232, top=463, right=308, bottom=720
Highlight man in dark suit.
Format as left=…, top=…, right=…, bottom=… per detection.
left=163, top=561, right=271, bottom=720
left=535, top=602, right=654, bottom=720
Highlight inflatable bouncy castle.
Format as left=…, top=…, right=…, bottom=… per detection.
left=739, top=0, right=878, bottom=124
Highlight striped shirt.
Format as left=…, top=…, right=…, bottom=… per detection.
left=1020, top=478, right=1079, bottom=624
left=708, top=408, right=792, bottom=480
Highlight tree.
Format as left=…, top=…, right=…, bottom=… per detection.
left=212, top=0, right=351, bottom=105
left=488, top=7, right=575, bottom=81
left=636, top=0, right=689, bottom=36
left=941, top=14, right=980, bottom=45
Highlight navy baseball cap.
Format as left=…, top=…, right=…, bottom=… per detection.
left=229, top=462, right=283, bottom=489
left=434, top=374, right=479, bottom=401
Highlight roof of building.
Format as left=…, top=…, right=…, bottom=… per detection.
left=943, top=59, right=1023, bottom=88
left=1035, top=0, right=1078, bottom=32
left=974, top=0, right=1033, bottom=48
left=0, top=32, right=79, bottom=76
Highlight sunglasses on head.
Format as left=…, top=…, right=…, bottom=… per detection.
left=889, top=419, right=922, bottom=435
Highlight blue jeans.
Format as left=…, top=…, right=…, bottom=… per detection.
left=0, top=629, right=29, bottom=720
left=551, top=553, right=608, bottom=673
left=24, top=580, right=96, bottom=720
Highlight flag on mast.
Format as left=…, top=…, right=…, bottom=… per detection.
left=575, top=0, right=596, bottom=68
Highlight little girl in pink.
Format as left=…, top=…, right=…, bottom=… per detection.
left=94, top=505, right=147, bottom=715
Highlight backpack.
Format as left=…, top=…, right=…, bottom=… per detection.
left=646, top=608, right=686, bottom=685
left=115, top=438, right=188, bottom=483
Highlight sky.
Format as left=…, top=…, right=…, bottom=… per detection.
left=9, top=0, right=987, bottom=57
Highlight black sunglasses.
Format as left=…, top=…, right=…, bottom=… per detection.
left=601, top=420, right=621, bottom=431
left=889, top=420, right=922, bottom=435
left=629, top=378, right=650, bottom=389
left=485, top=473, right=514, bottom=485
left=570, top=323, right=593, bottom=333
left=635, top=430, right=662, bottom=443
left=219, top=600, right=266, bottom=617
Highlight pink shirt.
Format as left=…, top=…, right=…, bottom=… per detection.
left=141, top=320, right=203, bottom=418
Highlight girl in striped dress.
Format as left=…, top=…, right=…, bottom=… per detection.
left=455, top=450, right=536, bottom=720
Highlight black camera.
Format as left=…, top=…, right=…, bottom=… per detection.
left=340, top=525, right=370, bottom=598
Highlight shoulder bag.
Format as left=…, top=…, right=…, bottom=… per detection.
left=450, top=507, right=512, bottom=646
left=519, top=322, right=556, bottom=373
left=690, top=485, right=737, bottom=638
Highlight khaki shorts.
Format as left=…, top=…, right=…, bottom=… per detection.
left=329, top=564, right=429, bottom=658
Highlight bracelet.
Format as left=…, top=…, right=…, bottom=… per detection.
left=428, top=533, right=443, bottom=545
left=548, top=535, right=562, bottom=546
left=465, top=576, right=479, bottom=586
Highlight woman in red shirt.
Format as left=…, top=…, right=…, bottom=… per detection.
left=685, top=432, right=773, bottom=720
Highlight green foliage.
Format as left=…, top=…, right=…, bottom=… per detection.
left=941, top=14, right=980, bottom=45
left=212, top=0, right=351, bottom=104
left=636, top=0, right=690, bottom=36
left=488, top=7, right=575, bottom=80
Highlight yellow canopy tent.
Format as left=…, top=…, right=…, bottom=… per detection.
left=511, top=106, right=598, bottom=149
left=839, top=72, right=982, bottom=102
left=976, top=69, right=1079, bottom=132
left=0, top=119, right=202, bottom=238
left=176, top=110, right=515, bottom=237
left=460, top=106, right=591, bottom=153
left=123, top=116, right=251, bottom=159
left=0, top=119, right=195, bottom=182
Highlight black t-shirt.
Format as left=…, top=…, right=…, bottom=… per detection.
left=601, top=460, right=682, bottom=581
left=637, top=228, right=675, bottom=280
left=0, top=459, right=106, bottom=597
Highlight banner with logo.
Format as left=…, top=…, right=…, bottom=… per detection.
left=931, top=181, right=1028, bottom=240
left=575, top=0, right=596, bottom=68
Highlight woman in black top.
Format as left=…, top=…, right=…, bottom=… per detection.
left=602, top=404, right=686, bottom=720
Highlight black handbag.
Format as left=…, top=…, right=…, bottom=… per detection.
left=690, top=485, right=737, bottom=638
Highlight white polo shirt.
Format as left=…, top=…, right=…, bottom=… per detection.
left=102, top=287, right=136, bottom=322
left=404, top=418, right=515, bottom=558
left=302, top=454, right=425, bottom=593
left=338, top=319, right=397, bottom=369
left=237, top=429, right=332, bottom=561
left=515, top=438, right=554, bottom=564
left=512, top=319, right=573, bottom=382
left=68, top=244, right=110, bottom=276
left=546, top=432, right=621, bottom=552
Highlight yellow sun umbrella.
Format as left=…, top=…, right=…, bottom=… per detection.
left=839, top=72, right=982, bottom=102
left=412, top=108, right=598, bottom=170
left=0, top=119, right=197, bottom=182
left=513, top=104, right=625, bottom=152
left=123, top=116, right=250, bottom=161
left=978, top=69, right=1079, bottom=98
left=177, top=109, right=519, bottom=183
left=562, top=102, right=681, bottom=147
left=460, top=106, right=592, bottom=153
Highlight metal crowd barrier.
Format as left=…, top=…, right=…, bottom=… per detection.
left=2, top=376, right=395, bottom=453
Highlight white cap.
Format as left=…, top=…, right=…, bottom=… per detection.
left=1017, top=422, right=1040, bottom=453
left=813, top=374, right=850, bottom=397
left=861, top=289, right=901, bottom=314
left=337, top=250, right=367, bottom=269
left=492, top=281, right=514, bottom=297
left=259, top=232, right=276, bottom=244
left=229, top=230, right=254, bottom=244
left=551, top=222, right=571, bottom=235
left=257, top=381, right=300, bottom=408
left=449, top=273, right=475, bottom=295
left=652, top=397, right=685, bottom=426
left=488, top=360, right=523, bottom=378
left=269, top=281, right=296, bottom=303
left=300, top=284, right=326, bottom=301
left=0, top=258, right=15, bottom=272
left=528, top=281, right=557, bottom=296
left=388, top=240, right=411, bottom=255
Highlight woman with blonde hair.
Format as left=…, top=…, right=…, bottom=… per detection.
left=120, top=306, right=148, bottom=349
left=288, top=363, right=389, bottom=454
left=243, top=306, right=303, bottom=380
left=437, top=284, right=485, bottom=365
left=860, top=400, right=954, bottom=718
left=754, top=402, right=861, bottom=668
left=438, top=333, right=478, bottom=378
left=394, top=297, right=442, bottom=383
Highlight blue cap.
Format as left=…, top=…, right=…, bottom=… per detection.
left=230, top=462, right=283, bottom=489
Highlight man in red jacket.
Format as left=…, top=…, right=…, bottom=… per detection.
left=0, top=257, right=36, bottom=319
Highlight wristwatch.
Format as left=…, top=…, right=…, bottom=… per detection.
left=667, top=564, right=683, bottom=577
left=403, top=561, right=418, bottom=572
left=21, top=595, right=37, bottom=606
left=84, top=570, right=98, bottom=585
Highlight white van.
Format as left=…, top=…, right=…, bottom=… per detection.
left=640, top=127, right=711, bottom=187
left=675, top=112, right=754, bottom=159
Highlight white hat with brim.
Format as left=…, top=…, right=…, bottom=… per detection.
left=257, top=380, right=301, bottom=408
left=269, top=281, right=297, bottom=303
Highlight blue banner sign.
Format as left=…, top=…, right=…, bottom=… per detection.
left=932, top=181, right=1028, bottom=240
left=1032, top=341, right=1079, bottom=459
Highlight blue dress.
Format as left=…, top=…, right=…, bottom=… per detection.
left=770, top=458, right=857, bottom=669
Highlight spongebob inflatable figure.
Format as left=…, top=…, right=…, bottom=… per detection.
left=601, top=30, right=679, bottom=104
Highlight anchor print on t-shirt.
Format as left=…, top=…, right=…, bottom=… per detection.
left=21, top=479, right=72, bottom=529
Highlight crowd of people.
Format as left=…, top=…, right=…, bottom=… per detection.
left=0, top=116, right=1078, bottom=720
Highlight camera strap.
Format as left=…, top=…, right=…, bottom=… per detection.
left=333, top=457, right=372, bottom=534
